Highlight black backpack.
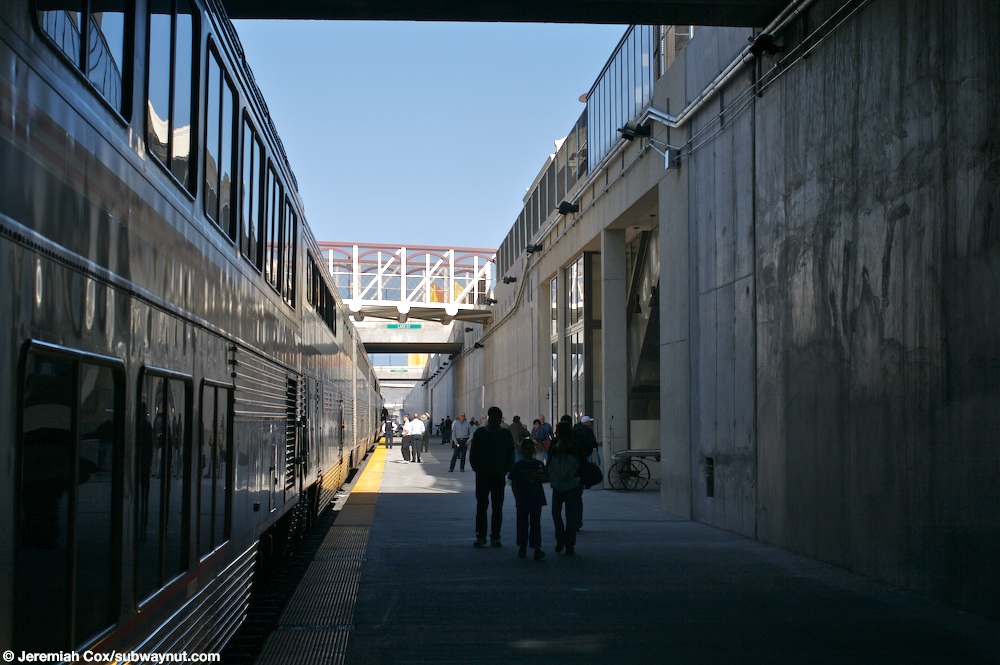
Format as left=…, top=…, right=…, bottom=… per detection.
left=578, top=460, right=603, bottom=488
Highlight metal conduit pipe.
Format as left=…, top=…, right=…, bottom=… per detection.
left=644, top=0, right=820, bottom=132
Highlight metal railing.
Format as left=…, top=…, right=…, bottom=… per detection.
left=317, top=242, right=496, bottom=322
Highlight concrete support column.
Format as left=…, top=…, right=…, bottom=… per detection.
left=659, top=175, right=691, bottom=518
left=552, top=272, right=567, bottom=424
left=600, top=229, right=628, bottom=474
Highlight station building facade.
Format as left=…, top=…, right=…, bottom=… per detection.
left=427, top=1, right=1000, bottom=620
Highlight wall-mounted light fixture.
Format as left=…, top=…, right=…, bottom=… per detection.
left=526, top=243, right=543, bottom=254
left=618, top=120, right=651, bottom=141
left=486, top=298, right=498, bottom=305
left=748, top=33, right=782, bottom=57
left=557, top=201, right=579, bottom=215
left=473, top=342, right=485, bottom=349
left=502, top=276, right=517, bottom=284
left=464, top=327, right=474, bottom=332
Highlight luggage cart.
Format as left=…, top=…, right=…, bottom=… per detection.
left=607, top=449, right=660, bottom=492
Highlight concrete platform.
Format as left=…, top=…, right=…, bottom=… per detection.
left=256, top=444, right=1000, bottom=664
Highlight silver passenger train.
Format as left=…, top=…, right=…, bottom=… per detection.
left=1, top=0, right=382, bottom=656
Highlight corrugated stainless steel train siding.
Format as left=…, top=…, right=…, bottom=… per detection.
left=132, top=544, right=257, bottom=662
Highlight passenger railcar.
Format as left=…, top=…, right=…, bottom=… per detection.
left=0, top=0, right=381, bottom=657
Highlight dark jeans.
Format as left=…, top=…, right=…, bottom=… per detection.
left=450, top=439, right=468, bottom=470
left=475, top=472, right=506, bottom=540
left=516, top=503, right=543, bottom=549
left=551, top=486, right=582, bottom=548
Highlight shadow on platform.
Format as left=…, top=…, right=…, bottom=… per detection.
left=257, top=445, right=1000, bottom=665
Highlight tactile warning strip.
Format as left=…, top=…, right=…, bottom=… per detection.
left=254, top=627, right=351, bottom=665
left=332, top=502, right=377, bottom=526
left=254, top=446, right=386, bottom=665
left=314, top=525, right=370, bottom=559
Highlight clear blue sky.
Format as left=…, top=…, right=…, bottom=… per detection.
left=231, top=21, right=627, bottom=249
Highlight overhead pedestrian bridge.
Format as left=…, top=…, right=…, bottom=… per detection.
left=318, top=242, right=496, bottom=326
left=317, top=242, right=495, bottom=357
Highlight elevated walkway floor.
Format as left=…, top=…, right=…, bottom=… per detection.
left=252, top=444, right=1000, bottom=664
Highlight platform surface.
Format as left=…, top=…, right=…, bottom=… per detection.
left=255, top=443, right=1000, bottom=664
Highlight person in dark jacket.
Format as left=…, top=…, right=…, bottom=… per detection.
left=508, top=437, right=548, bottom=560
left=547, top=420, right=585, bottom=555
left=571, top=415, right=599, bottom=530
left=572, top=415, right=598, bottom=458
left=469, top=406, right=516, bottom=548
left=507, top=415, right=530, bottom=449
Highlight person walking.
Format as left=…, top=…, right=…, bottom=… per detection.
left=572, top=415, right=598, bottom=458
left=508, top=415, right=530, bottom=446
left=382, top=418, right=394, bottom=449
left=530, top=418, right=542, bottom=453
left=450, top=413, right=471, bottom=472
left=400, top=415, right=413, bottom=463
left=441, top=415, right=452, bottom=445
left=508, top=415, right=531, bottom=462
left=534, top=414, right=553, bottom=460
left=571, top=415, right=599, bottom=530
left=468, top=406, right=516, bottom=548
left=547, top=420, right=584, bottom=555
left=508, top=437, right=548, bottom=560
left=420, top=413, right=431, bottom=453
left=409, top=413, right=425, bottom=462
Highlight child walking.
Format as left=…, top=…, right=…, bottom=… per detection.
left=507, top=437, right=548, bottom=560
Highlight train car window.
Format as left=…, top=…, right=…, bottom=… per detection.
left=36, top=0, right=130, bottom=113
left=239, top=117, right=264, bottom=269
left=305, top=253, right=337, bottom=336
left=204, top=45, right=237, bottom=241
left=136, top=372, right=191, bottom=602
left=305, top=253, right=314, bottom=309
left=147, top=0, right=198, bottom=193
left=282, top=200, right=297, bottom=307
left=264, top=164, right=283, bottom=292
left=198, top=383, right=232, bottom=557
left=16, top=346, right=124, bottom=652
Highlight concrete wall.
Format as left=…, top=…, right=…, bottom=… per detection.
left=458, top=0, right=998, bottom=619
left=451, top=339, right=486, bottom=422
left=680, top=27, right=760, bottom=537
left=675, top=0, right=1000, bottom=617
left=470, top=273, right=542, bottom=425
left=428, top=371, right=454, bottom=423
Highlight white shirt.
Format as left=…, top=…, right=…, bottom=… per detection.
left=410, top=418, right=426, bottom=436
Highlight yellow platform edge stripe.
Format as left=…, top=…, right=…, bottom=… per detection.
left=351, top=444, right=387, bottom=495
